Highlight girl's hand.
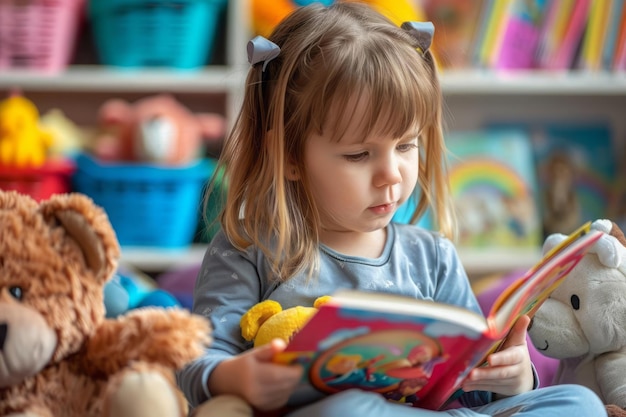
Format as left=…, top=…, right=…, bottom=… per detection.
left=461, top=315, right=534, bottom=397
left=208, top=339, right=303, bottom=411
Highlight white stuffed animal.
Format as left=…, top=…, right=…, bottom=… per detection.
left=528, top=219, right=626, bottom=417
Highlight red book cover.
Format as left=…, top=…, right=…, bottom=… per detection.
left=275, top=222, right=602, bottom=410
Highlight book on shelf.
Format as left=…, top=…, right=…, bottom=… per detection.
left=487, top=121, right=616, bottom=237
left=461, top=0, right=626, bottom=71
left=602, top=0, right=626, bottom=70
left=422, top=0, right=485, bottom=69
left=535, top=0, right=573, bottom=68
left=492, top=0, right=550, bottom=70
left=474, top=0, right=512, bottom=67
left=274, top=222, right=603, bottom=410
left=546, top=0, right=591, bottom=70
left=612, top=1, right=626, bottom=71
left=578, top=0, right=612, bottom=71
left=445, top=129, right=541, bottom=249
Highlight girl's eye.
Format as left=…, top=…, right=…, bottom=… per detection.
left=397, top=142, right=418, bottom=152
left=343, top=152, right=368, bottom=162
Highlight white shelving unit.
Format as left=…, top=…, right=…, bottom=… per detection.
left=5, top=67, right=626, bottom=93
left=1, top=0, right=624, bottom=276
left=441, top=70, right=626, bottom=95
left=118, top=243, right=543, bottom=276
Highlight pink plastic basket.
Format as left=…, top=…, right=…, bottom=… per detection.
left=0, top=0, right=83, bottom=73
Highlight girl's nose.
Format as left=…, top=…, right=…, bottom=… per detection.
left=373, top=157, right=402, bottom=187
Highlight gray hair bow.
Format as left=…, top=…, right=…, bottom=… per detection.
left=247, top=35, right=281, bottom=72
left=401, top=21, right=435, bottom=55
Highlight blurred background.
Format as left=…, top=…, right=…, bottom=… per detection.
left=0, top=0, right=624, bottom=289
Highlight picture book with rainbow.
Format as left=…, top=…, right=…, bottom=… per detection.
left=487, top=121, right=616, bottom=236
left=445, top=129, right=541, bottom=249
left=275, top=222, right=603, bottom=410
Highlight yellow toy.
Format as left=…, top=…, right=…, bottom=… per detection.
left=0, top=93, right=53, bottom=167
left=40, top=108, right=87, bottom=158
left=241, top=296, right=332, bottom=347
left=251, top=0, right=425, bottom=38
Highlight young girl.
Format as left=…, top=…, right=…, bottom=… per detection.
left=177, top=3, right=606, bottom=416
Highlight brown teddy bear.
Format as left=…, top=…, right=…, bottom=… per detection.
left=0, top=190, right=250, bottom=417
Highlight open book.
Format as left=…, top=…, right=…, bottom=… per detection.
left=274, top=222, right=603, bottom=410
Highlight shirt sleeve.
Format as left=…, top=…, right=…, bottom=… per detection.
left=430, top=233, right=482, bottom=315
left=176, top=230, right=266, bottom=407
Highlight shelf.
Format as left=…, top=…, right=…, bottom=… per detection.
left=440, top=70, right=626, bottom=95
left=458, top=247, right=541, bottom=277
left=120, top=245, right=207, bottom=272
left=119, top=244, right=541, bottom=276
left=0, top=65, right=248, bottom=93
left=2, top=68, right=625, bottom=95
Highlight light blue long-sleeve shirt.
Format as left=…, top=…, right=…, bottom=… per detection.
left=177, top=222, right=493, bottom=408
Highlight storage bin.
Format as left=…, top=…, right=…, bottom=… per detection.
left=0, top=159, right=75, bottom=201
left=0, top=0, right=83, bottom=72
left=73, top=154, right=213, bottom=248
left=89, top=0, right=227, bottom=69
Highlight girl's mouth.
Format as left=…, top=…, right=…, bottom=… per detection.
left=369, top=203, right=396, bottom=215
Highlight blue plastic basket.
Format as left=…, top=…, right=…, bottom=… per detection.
left=89, top=0, right=227, bottom=69
left=73, top=154, right=214, bottom=248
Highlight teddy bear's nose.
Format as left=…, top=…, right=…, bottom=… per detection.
left=0, top=323, right=6, bottom=350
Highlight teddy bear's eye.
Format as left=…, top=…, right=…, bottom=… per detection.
left=570, top=294, right=580, bottom=310
left=8, top=286, right=22, bottom=300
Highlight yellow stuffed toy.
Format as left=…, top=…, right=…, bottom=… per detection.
left=241, top=296, right=332, bottom=347
left=0, top=93, right=53, bottom=167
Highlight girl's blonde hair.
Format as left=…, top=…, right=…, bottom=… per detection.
left=209, top=2, right=454, bottom=282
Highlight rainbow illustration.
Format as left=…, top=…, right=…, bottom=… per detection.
left=449, top=158, right=531, bottom=199
left=447, top=156, right=541, bottom=248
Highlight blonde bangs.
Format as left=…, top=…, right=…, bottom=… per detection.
left=299, top=35, right=438, bottom=143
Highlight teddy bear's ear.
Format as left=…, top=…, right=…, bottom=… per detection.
left=40, top=193, right=120, bottom=283
left=313, top=296, right=333, bottom=308
left=542, top=233, right=567, bottom=256
left=240, top=300, right=282, bottom=342
left=590, top=219, right=624, bottom=269
left=610, top=222, right=626, bottom=247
